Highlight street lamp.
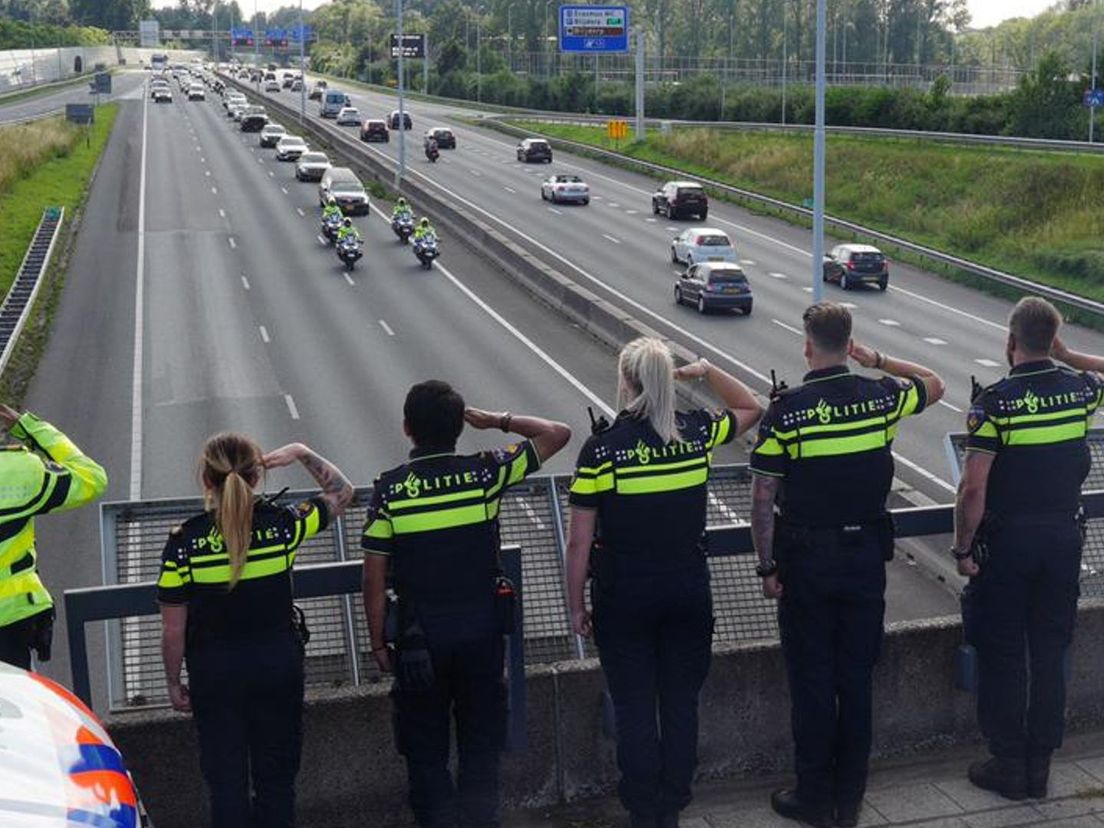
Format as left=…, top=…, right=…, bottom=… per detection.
left=812, top=0, right=827, bottom=301
left=545, top=0, right=554, bottom=79
left=477, top=5, right=483, bottom=103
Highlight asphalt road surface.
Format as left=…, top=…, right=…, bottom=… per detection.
left=0, top=71, right=146, bottom=124
left=20, top=77, right=959, bottom=710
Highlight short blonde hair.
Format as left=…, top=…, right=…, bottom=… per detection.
left=618, top=338, right=677, bottom=443
left=1009, top=296, right=1061, bottom=355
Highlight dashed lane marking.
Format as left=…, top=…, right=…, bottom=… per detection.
left=975, top=358, right=1001, bottom=368
left=285, top=394, right=300, bottom=420
left=259, top=325, right=270, bottom=343
left=739, top=259, right=757, bottom=266
left=228, top=237, right=236, bottom=249
left=218, top=208, right=226, bottom=218
left=768, top=272, right=788, bottom=279
left=504, top=186, right=516, bottom=193
left=344, top=273, right=356, bottom=287
left=938, top=400, right=963, bottom=413
left=241, top=276, right=251, bottom=290
left=924, top=337, right=947, bottom=345
left=379, top=319, right=395, bottom=336
left=602, top=233, right=621, bottom=244
left=772, top=319, right=803, bottom=336
left=281, top=186, right=288, bottom=194
left=879, top=319, right=901, bottom=327
left=548, top=207, right=562, bottom=215
left=211, top=186, right=218, bottom=194
left=296, top=207, right=305, bottom=216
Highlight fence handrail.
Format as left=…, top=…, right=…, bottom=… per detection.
left=485, top=119, right=1104, bottom=317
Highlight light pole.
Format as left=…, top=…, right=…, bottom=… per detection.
left=1091, top=9, right=1099, bottom=143
left=507, top=4, right=513, bottom=72
left=477, top=6, right=483, bottom=103
left=396, top=0, right=406, bottom=189
left=781, top=0, right=787, bottom=125
left=253, top=0, right=260, bottom=85
left=545, top=0, right=554, bottom=79
left=812, top=0, right=827, bottom=302
left=298, top=0, right=306, bottom=125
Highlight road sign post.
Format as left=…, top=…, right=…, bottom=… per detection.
left=634, top=26, right=644, bottom=140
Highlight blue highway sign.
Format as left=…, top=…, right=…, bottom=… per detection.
left=1084, top=89, right=1104, bottom=108
left=559, top=5, right=630, bottom=54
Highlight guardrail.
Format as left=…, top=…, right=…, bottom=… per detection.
left=0, top=207, right=63, bottom=378
left=484, top=118, right=1104, bottom=318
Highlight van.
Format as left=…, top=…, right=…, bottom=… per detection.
left=320, top=89, right=351, bottom=118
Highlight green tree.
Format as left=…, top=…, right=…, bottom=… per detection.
left=1008, top=49, right=1079, bottom=137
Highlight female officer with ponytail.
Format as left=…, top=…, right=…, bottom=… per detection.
left=565, top=338, right=762, bottom=828
left=158, top=433, right=353, bottom=828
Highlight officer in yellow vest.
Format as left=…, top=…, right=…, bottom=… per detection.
left=0, top=404, right=107, bottom=669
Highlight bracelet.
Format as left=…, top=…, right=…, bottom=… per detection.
left=874, top=351, right=884, bottom=369
left=950, top=546, right=973, bottom=561
left=499, top=412, right=512, bottom=432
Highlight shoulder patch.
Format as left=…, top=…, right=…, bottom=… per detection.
left=293, top=500, right=315, bottom=518
left=169, top=525, right=183, bottom=537
left=966, top=404, right=987, bottom=434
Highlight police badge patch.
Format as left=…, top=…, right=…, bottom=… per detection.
left=966, top=405, right=986, bottom=433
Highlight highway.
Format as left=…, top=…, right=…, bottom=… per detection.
left=4, top=75, right=960, bottom=706
left=246, top=74, right=1104, bottom=507
left=0, top=71, right=146, bottom=124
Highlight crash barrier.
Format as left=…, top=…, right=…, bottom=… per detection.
left=0, top=48, right=203, bottom=93
left=0, top=207, right=63, bottom=378
left=484, top=119, right=1104, bottom=319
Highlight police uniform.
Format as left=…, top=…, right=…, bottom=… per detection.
left=0, top=413, right=106, bottom=669
left=157, top=497, right=329, bottom=828
left=964, top=360, right=1100, bottom=767
left=362, top=441, right=541, bottom=828
left=750, top=366, right=927, bottom=816
left=568, top=408, right=736, bottom=820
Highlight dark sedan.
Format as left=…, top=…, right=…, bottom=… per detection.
left=425, top=127, right=456, bottom=149
left=674, top=263, right=753, bottom=315
left=240, top=109, right=269, bottom=132
left=517, top=138, right=552, bottom=163
left=389, top=110, right=413, bottom=130
left=360, top=119, right=390, bottom=142
left=823, top=243, right=889, bottom=291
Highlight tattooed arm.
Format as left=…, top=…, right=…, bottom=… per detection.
left=263, top=443, right=355, bottom=517
left=750, top=474, right=782, bottom=599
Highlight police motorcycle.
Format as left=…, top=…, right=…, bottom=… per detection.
left=391, top=210, right=415, bottom=244
left=336, top=220, right=364, bottom=271
left=413, top=230, right=439, bottom=269
left=320, top=198, right=343, bottom=245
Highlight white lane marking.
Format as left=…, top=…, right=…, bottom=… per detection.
left=666, top=226, right=678, bottom=232
left=369, top=201, right=614, bottom=415
left=257, top=157, right=263, bottom=163
left=228, top=237, right=237, bottom=249
left=548, top=207, right=562, bottom=215
left=608, top=202, right=620, bottom=208
left=938, top=400, right=964, bottom=413
left=344, top=273, right=356, bottom=287
left=250, top=147, right=255, bottom=152
left=205, top=170, right=211, bottom=177
left=504, top=186, right=516, bottom=193
left=259, top=325, right=270, bottom=343
left=879, top=318, right=901, bottom=327
left=281, top=186, right=288, bottom=194
left=924, top=337, right=947, bottom=345
left=379, top=319, right=395, bottom=336
left=241, top=276, right=251, bottom=290
left=592, top=194, right=603, bottom=199
left=602, top=233, right=621, bottom=244
left=625, top=209, right=639, bottom=215
left=268, top=170, right=275, bottom=178
left=285, top=394, right=301, bottom=420
left=211, top=186, right=218, bottom=194
left=200, top=156, right=205, bottom=163
left=894, top=451, right=955, bottom=493
left=889, top=284, right=1005, bottom=331
left=975, top=358, right=1001, bottom=368
left=129, top=87, right=149, bottom=501
left=772, top=319, right=803, bottom=336
left=740, top=259, right=757, bottom=266
left=769, top=272, right=788, bottom=280
left=802, top=286, right=813, bottom=293
left=840, top=302, right=858, bottom=309
left=646, top=217, right=657, bottom=223
left=469, top=169, right=482, bottom=176
left=218, top=208, right=226, bottom=218
left=296, top=207, right=305, bottom=216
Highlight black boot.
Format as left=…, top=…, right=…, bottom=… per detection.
left=968, top=757, right=1028, bottom=801
left=770, top=789, right=834, bottom=828
left=834, top=801, right=861, bottom=828
left=1027, top=754, right=1052, bottom=799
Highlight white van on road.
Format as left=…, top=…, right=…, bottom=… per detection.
left=319, top=89, right=351, bottom=118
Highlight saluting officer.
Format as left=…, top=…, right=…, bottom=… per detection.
left=954, top=297, right=1103, bottom=801
left=158, top=434, right=353, bottom=828
left=0, top=404, right=106, bottom=669
left=565, top=338, right=763, bottom=828
left=750, top=303, right=944, bottom=828
left=361, top=380, right=570, bottom=828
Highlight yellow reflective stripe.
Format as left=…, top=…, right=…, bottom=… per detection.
left=0, top=524, right=35, bottom=568
left=391, top=503, right=489, bottom=534
left=506, top=449, right=531, bottom=486
left=299, top=505, right=322, bottom=542
left=709, top=414, right=732, bottom=448
left=486, top=466, right=509, bottom=500
left=191, top=555, right=291, bottom=584
left=574, top=462, right=613, bottom=476
left=896, top=384, right=920, bottom=419
left=615, top=467, right=708, bottom=494
left=388, top=489, right=484, bottom=511
left=158, top=568, right=186, bottom=589
left=753, top=436, right=785, bottom=457
left=1004, top=422, right=1087, bottom=445
left=617, top=457, right=708, bottom=475
left=796, top=415, right=887, bottom=436
left=569, top=472, right=614, bottom=495
left=972, top=421, right=999, bottom=438
left=364, top=518, right=393, bottom=539
left=787, top=432, right=887, bottom=458
left=994, top=408, right=1089, bottom=425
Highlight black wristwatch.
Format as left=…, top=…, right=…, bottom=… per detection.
left=950, top=545, right=972, bottom=561
left=755, top=560, right=778, bottom=578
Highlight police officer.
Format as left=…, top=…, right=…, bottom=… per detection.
left=361, top=380, right=570, bottom=828
left=158, top=434, right=353, bottom=828
left=0, top=404, right=106, bottom=669
left=565, top=338, right=762, bottom=828
left=954, top=297, right=1101, bottom=801
left=750, top=302, right=944, bottom=828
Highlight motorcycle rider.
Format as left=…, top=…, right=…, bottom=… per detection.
left=412, top=217, right=435, bottom=245
left=392, top=198, right=412, bottom=220
left=337, top=217, right=361, bottom=245
left=322, top=196, right=343, bottom=222
left=424, top=136, right=439, bottom=161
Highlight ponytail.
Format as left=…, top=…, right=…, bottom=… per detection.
left=617, top=337, right=677, bottom=443
left=199, top=433, right=263, bottom=591
left=218, top=471, right=255, bottom=589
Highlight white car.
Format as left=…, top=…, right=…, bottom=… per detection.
left=335, top=106, right=361, bottom=126
left=540, top=174, right=590, bottom=205
left=259, top=123, right=288, bottom=148
left=264, top=78, right=281, bottom=92
left=187, top=83, right=205, bottom=101
left=670, top=227, right=737, bottom=267
left=295, top=151, right=332, bottom=181
left=275, top=135, right=309, bottom=161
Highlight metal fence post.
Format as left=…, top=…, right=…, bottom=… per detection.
left=501, top=545, right=527, bottom=753
left=546, top=481, right=585, bottom=660
left=332, top=515, right=362, bottom=687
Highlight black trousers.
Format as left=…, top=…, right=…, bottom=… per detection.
left=592, top=559, right=713, bottom=818
left=0, top=613, right=41, bottom=670
left=969, top=522, right=1082, bottom=761
left=187, top=631, right=305, bottom=828
left=392, top=633, right=506, bottom=828
left=777, top=531, right=886, bottom=813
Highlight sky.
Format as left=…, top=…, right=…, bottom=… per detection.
left=152, top=0, right=1062, bottom=32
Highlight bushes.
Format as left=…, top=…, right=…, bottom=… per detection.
left=0, top=19, right=110, bottom=49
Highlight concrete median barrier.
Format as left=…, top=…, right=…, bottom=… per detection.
left=107, top=601, right=1104, bottom=827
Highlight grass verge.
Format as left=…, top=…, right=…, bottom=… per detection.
left=507, top=120, right=1104, bottom=307
left=0, top=104, right=119, bottom=405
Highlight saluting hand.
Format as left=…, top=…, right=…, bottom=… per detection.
left=262, top=443, right=306, bottom=469
left=848, top=341, right=879, bottom=370
left=464, top=407, right=501, bottom=430
left=1050, top=337, right=1071, bottom=363
left=674, top=358, right=709, bottom=381
left=762, top=574, right=783, bottom=600
left=0, top=404, right=21, bottom=430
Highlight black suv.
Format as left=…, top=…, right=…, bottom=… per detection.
left=652, top=181, right=708, bottom=220
left=360, top=119, right=390, bottom=142
left=517, top=138, right=552, bottom=163
left=823, top=244, right=889, bottom=291
left=389, top=110, right=413, bottom=130
left=425, top=127, right=456, bottom=149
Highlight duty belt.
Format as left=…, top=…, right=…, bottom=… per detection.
left=988, top=510, right=1081, bottom=528
left=775, top=515, right=890, bottom=546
